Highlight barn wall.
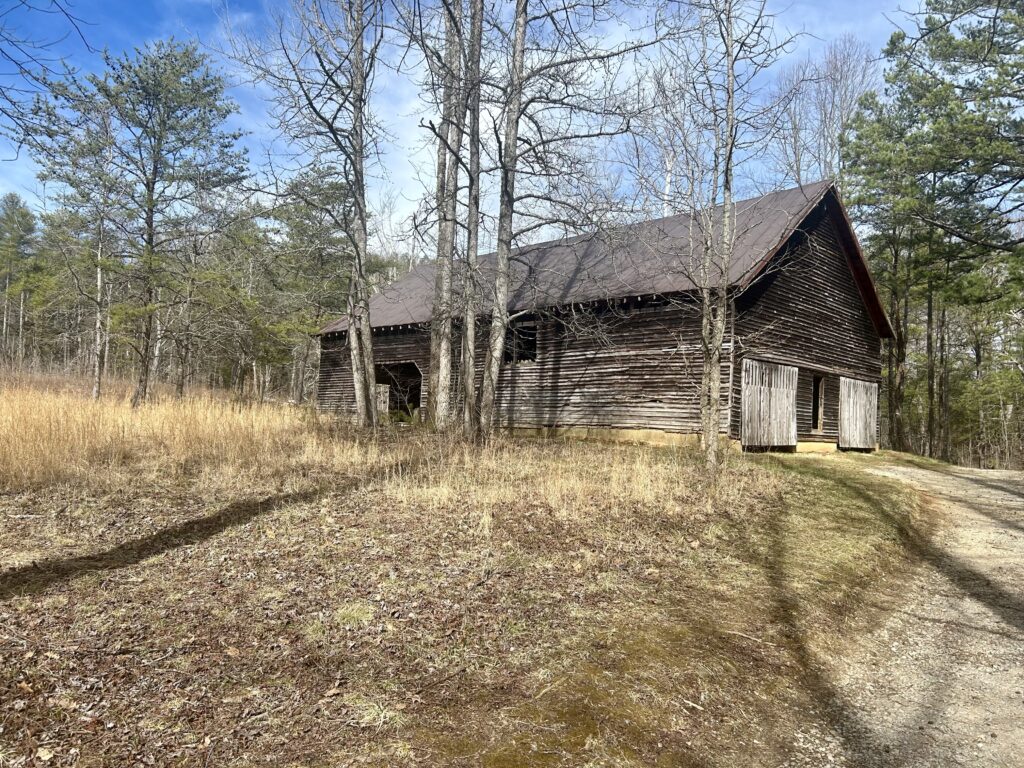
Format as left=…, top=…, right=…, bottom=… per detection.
left=495, top=305, right=731, bottom=433
left=320, top=201, right=883, bottom=441
left=317, top=327, right=432, bottom=414
left=318, top=305, right=733, bottom=434
left=730, top=201, right=882, bottom=442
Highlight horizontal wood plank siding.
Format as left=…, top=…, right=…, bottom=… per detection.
left=319, top=306, right=732, bottom=434
left=495, top=307, right=731, bottom=433
left=794, top=368, right=841, bottom=441
left=317, top=328, right=432, bottom=414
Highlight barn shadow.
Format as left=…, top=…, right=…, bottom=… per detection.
left=0, top=457, right=429, bottom=603
left=760, top=458, right=1024, bottom=766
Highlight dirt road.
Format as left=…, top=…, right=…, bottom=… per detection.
left=794, top=461, right=1024, bottom=767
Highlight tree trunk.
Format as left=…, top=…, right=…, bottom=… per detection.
left=462, top=0, right=483, bottom=438
left=479, top=0, right=528, bottom=435
left=925, top=278, right=935, bottom=456
left=131, top=287, right=154, bottom=408
left=131, top=173, right=159, bottom=409
left=92, top=227, right=105, bottom=400
left=2, top=263, right=9, bottom=361
left=938, top=292, right=950, bottom=461
left=17, top=289, right=25, bottom=367
left=428, top=1, right=466, bottom=431
left=428, top=130, right=448, bottom=423
left=348, top=0, right=377, bottom=429
left=700, top=0, right=737, bottom=472
left=103, top=285, right=112, bottom=381
left=347, top=291, right=371, bottom=425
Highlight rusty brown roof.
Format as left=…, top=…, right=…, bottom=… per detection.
left=320, top=180, right=891, bottom=337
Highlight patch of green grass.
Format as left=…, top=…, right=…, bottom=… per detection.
left=343, top=692, right=408, bottom=731
left=333, top=600, right=377, bottom=628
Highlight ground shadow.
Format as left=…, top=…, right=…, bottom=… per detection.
left=758, top=480, right=902, bottom=767
left=896, top=461, right=1024, bottom=534
left=787, top=460, right=1024, bottom=634
left=0, top=456, right=430, bottom=603
left=758, top=456, right=1024, bottom=767
left=0, top=491, right=315, bottom=602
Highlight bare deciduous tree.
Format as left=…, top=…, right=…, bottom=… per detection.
left=231, top=0, right=384, bottom=427
left=631, top=0, right=794, bottom=469
left=770, top=34, right=878, bottom=188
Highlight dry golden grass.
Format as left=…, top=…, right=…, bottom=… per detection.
left=0, top=374, right=936, bottom=767
left=0, top=375, right=384, bottom=492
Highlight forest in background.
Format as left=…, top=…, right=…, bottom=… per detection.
left=0, top=0, right=1022, bottom=467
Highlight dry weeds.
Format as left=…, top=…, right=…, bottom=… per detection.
left=0, top=377, right=934, bottom=766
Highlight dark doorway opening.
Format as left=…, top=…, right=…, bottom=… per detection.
left=811, top=374, right=825, bottom=433
left=374, top=362, right=422, bottom=418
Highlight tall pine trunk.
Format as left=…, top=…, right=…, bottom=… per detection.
left=925, top=278, right=935, bottom=456
left=131, top=180, right=158, bottom=409
left=92, top=220, right=105, bottom=400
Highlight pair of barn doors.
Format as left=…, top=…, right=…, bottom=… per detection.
left=740, top=359, right=877, bottom=449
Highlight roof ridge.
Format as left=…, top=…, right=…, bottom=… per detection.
left=506, top=179, right=834, bottom=262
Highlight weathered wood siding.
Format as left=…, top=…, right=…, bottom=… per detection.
left=839, top=377, right=878, bottom=449
left=795, top=368, right=841, bottom=440
left=731, top=202, right=882, bottom=442
left=318, top=328, right=432, bottom=414
left=318, top=305, right=733, bottom=434
left=318, top=200, right=883, bottom=444
left=495, top=305, right=731, bottom=433
left=741, top=359, right=797, bottom=446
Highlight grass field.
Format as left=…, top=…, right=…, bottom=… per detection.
left=0, top=376, right=934, bottom=767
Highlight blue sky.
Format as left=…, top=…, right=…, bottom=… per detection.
left=0, top=0, right=912, bottom=225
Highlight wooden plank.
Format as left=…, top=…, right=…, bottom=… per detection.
left=839, top=377, right=877, bottom=449
left=741, top=359, right=797, bottom=447
left=376, top=384, right=390, bottom=415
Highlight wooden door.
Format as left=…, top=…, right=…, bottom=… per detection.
left=741, top=359, right=797, bottom=447
left=839, top=377, right=878, bottom=449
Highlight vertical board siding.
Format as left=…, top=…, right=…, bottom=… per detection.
left=375, top=384, right=390, bottom=415
left=741, top=359, right=797, bottom=446
left=731, top=202, right=883, bottom=443
left=839, top=377, right=878, bottom=449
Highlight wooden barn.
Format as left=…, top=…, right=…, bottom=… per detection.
left=317, top=180, right=893, bottom=451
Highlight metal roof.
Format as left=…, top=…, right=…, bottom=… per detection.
left=320, top=180, right=892, bottom=338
